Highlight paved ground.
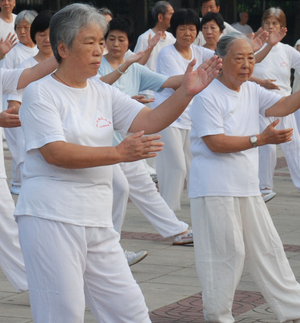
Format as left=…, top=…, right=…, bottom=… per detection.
left=1, top=146, right=300, bottom=322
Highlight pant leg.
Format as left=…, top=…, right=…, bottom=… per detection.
left=258, top=114, right=277, bottom=190
left=156, top=127, right=188, bottom=211
left=112, top=164, right=129, bottom=234
left=0, top=179, right=27, bottom=292
left=242, top=196, right=300, bottom=323
left=191, top=197, right=245, bottom=323
left=183, top=129, right=192, bottom=190
left=84, top=227, right=151, bottom=323
left=18, top=216, right=87, bottom=323
left=277, top=114, right=300, bottom=190
left=4, top=127, right=21, bottom=186
left=121, top=160, right=188, bottom=238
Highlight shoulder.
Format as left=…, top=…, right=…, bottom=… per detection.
left=18, top=57, right=37, bottom=69
left=165, top=31, right=175, bottom=41
left=137, top=29, right=152, bottom=40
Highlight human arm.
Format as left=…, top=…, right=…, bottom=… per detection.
left=202, top=119, right=292, bottom=153
left=128, top=56, right=222, bottom=134
left=17, top=56, right=58, bottom=90
left=7, top=100, right=21, bottom=114
left=266, top=90, right=300, bottom=117
left=0, top=33, right=17, bottom=59
left=100, top=51, right=146, bottom=85
left=249, top=76, right=280, bottom=90
left=137, top=31, right=162, bottom=65
left=131, top=95, right=155, bottom=104
left=38, top=131, right=163, bottom=168
left=0, top=107, right=21, bottom=128
left=254, top=27, right=287, bottom=63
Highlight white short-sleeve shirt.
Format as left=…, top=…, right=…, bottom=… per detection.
left=15, top=75, right=144, bottom=227
left=188, top=79, right=282, bottom=198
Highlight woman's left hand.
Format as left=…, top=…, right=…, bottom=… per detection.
left=181, top=56, right=222, bottom=96
left=0, top=33, right=17, bottom=58
left=251, top=28, right=269, bottom=52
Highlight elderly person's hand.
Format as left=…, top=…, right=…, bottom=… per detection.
left=258, top=119, right=293, bottom=145
left=131, top=95, right=155, bottom=104
left=250, top=28, right=269, bottom=52
left=147, top=31, right=162, bottom=49
left=181, top=56, right=222, bottom=96
left=0, top=107, right=21, bottom=128
left=268, top=27, right=287, bottom=46
left=0, top=33, right=18, bottom=59
left=260, top=79, right=280, bottom=90
left=115, top=131, right=163, bottom=162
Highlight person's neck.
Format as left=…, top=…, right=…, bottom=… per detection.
left=239, top=22, right=246, bottom=26
left=34, top=51, right=53, bottom=63
left=174, top=42, right=192, bottom=60
left=104, top=53, right=125, bottom=70
left=0, top=11, right=13, bottom=23
left=53, top=65, right=87, bottom=88
left=217, top=73, right=241, bottom=92
left=152, top=24, right=166, bottom=39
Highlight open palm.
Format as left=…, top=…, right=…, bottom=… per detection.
left=0, top=33, right=17, bottom=58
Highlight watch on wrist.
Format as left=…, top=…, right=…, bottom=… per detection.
left=250, top=135, right=258, bottom=148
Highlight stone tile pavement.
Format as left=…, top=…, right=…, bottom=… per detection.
left=1, top=147, right=299, bottom=322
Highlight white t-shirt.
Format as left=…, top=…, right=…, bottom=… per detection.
left=134, top=28, right=175, bottom=97
left=253, top=42, right=300, bottom=96
left=0, top=68, right=23, bottom=179
left=188, top=79, right=282, bottom=198
left=0, top=14, right=17, bottom=42
left=231, top=22, right=253, bottom=34
left=15, top=75, right=144, bottom=227
left=154, top=44, right=214, bottom=129
left=292, top=39, right=300, bottom=94
left=194, top=20, right=239, bottom=46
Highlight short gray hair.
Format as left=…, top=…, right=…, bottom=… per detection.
left=215, top=32, right=253, bottom=59
left=15, top=10, right=38, bottom=28
left=50, top=3, right=107, bottom=63
left=152, top=1, right=171, bottom=23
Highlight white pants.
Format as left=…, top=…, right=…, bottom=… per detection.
left=191, top=196, right=300, bottom=323
left=4, top=127, right=21, bottom=187
left=156, top=126, right=192, bottom=211
left=259, top=114, right=300, bottom=190
left=112, top=161, right=188, bottom=237
left=0, top=178, right=27, bottom=291
left=18, top=216, right=151, bottom=323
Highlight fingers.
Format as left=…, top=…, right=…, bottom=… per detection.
left=186, top=58, right=197, bottom=72
left=271, top=118, right=280, bottom=127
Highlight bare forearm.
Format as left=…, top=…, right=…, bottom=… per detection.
left=266, top=94, right=300, bottom=117
left=39, top=141, right=122, bottom=169
left=17, top=57, right=58, bottom=90
left=130, top=86, right=193, bottom=134
left=162, top=75, right=184, bottom=90
left=100, top=60, right=131, bottom=85
left=254, top=43, right=272, bottom=63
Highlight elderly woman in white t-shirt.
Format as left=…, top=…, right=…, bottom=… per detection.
left=154, top=8, right=215, bottom=211
left=14, top=4, right=221, bottom=322
left=189, top=32, right=300, bottom=323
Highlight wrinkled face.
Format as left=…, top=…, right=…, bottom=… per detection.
left=263, top=16, right=281, bottom=34
left=16, top=19, right=34, bottom=47
left=201, top=0, right=220, bottom=16
left=35, top=28, right=52, bottom=56
left=161, top=5, right=174, bottom=29
left=221, top=38, right=255, bottom=90
left=176, top=24, right=198, bottom=46
left=105, top=30, right=129, bottom=59
left=202, top=20, right=222, bottom=47
left=0, top=0, right=15, bottom=13
left=62, top=24, right=104, bottom=78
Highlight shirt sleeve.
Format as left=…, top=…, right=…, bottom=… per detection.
left=224, top=22, right=241, bottom=35
left=256, top=84, right=282, bottom=116
left=156, top=46, right=183, bottom=76
left=20, top=82, right=66, bottom=152
left=1, top=68, right=24, bottom=95
left=189, top=92, right=225, bottom=138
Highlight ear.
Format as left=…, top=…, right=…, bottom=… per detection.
left=216, top=6, right=220, bottom=13
left=57, top=41, right=68, bottom=59
left=158, top=13, right=164, bottom=23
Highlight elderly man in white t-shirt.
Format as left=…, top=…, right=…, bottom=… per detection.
left=232, top=11, right=253, bottom=34
left=194, top=0, right=239, bottom=46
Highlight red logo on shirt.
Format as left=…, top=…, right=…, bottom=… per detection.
left=280, top=62, right=288, bottom=67
left=96, top=117, right=112, bottom=128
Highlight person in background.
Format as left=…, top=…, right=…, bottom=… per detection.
left=0, top=0, right=17, bottom=55
left=1, top=10, right=38, bottom=195
left=201, top=12, right=225, bottom=51
left=252, top=7, right=300, bottom=201
left=232, top=11, right=253, bottom=34
left=194, top=0, right=239, bottom=46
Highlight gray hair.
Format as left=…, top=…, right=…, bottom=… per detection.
left=215, top=32, right=253, bottom=59
left=15, top=10, right=38, bottom=28
left=152, top=1, right=171, bottom=23
left=50, top=3, right=107, bottom=63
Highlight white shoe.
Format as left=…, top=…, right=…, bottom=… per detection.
left=124, top=250, right=148, bottom=266
left=11, top=184, right=21, bottom=195
left=173, top=229, right=193, bottom=245
left=261, top=189, right=276, bottom=203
